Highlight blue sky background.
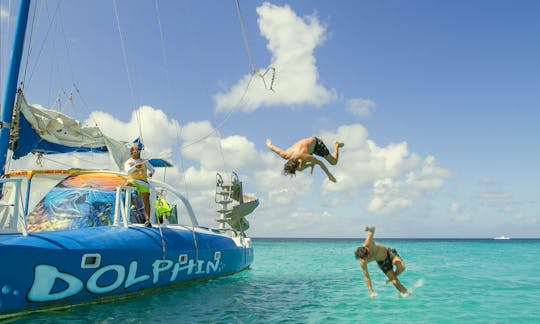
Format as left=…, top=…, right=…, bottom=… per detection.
left=1, top=0, right=539, bottom=238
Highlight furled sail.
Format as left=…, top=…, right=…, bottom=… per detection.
left=9, top=91, right=129, bottom=169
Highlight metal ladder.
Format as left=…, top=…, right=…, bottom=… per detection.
left=215, top=172, right=242, bottom=231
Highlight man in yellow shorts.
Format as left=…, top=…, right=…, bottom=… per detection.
left=124, top=144, right=155, bottom=227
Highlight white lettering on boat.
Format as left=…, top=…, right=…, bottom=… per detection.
left=27, top=265, right=84, bottom=302
left=27, top=256, right=221, bottom=303
left=86, top=264, right=125, bottom=294
left=125, top=260, right=150, bottom=288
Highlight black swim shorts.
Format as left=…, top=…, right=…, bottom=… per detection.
left=377, top=248, right=400, bottom=274
left=312, top=137, right=330, bottom=157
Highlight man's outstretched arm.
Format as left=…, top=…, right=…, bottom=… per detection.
left=303, top=155, right=336, bottom=182
left=360, top=261, right=376, bottom=297
left=363, top=226, right=375, bottom=247
left=266, top=139, right=289, bottom=159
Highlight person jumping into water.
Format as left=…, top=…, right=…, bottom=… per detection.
left=266, top=136, right=344, bottom=183
left=355, top=226, right=409, bottom=297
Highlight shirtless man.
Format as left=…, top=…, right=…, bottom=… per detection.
left=355, top=226, right=409, bottom=297
left=266, top=137, right=344, bottom=182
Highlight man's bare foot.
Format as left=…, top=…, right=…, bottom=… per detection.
left=335, top=141, right=344, bottom=148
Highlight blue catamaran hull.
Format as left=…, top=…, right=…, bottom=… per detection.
left=0, top=0, right=258, bottom=319
left=0, top=225, right=253, bottom=317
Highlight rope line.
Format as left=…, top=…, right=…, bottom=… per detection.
left=19, top=1, right=92, bottom=127
left=34, top=154, right=71, bottom=168
left=151, top=1, right=168, bottom=252
left=20, top=0, right=40, bottom=88
left=112, top=0, right=143, bottom=144
left=174, top=122, right=190, bottom=198
left=215, top=129, right=228, bottom=176
left=156, top=219, right=167, bottom=259
left=235, top=0, right=256, bottom=74
left=154, top=0, right=172, bottom=89
left=24, top=1, right=63, bottom=90
left=179, top=73, right=255, bottom=150
left=235, top=0, right=276, bottom=91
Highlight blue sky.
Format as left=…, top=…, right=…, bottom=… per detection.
left=1, top=0, right=539, bottom=238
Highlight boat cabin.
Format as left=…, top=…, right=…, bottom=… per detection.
left=0, top=169, right=196, bottom=234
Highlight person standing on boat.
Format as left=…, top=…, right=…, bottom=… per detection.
left=355, top=226, right=409, bottom=297
left=124, top=144, right=155, bottom=228
left=266, top=137, right=344, bottom=183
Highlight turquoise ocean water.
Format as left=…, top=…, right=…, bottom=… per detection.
left=8, top=238, right=540, bottom=323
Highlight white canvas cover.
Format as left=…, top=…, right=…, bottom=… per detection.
left=15, top=92, right=130, bottom=169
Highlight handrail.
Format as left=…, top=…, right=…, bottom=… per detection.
left=113, top=186, right=137, bottom=228
left=0, top=179, right=148, bottom=233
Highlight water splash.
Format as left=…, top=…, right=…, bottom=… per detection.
left=407, top=278, right=425, bottom=295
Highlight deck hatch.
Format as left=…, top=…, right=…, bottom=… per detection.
left=179, top=254, right=188, bottom=264
left=81, top=253, right=101, bottom=269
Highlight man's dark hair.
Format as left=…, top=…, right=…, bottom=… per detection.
left=355, top=246, right=369, bottom=260
left=283, top=159, right=299, bottom=176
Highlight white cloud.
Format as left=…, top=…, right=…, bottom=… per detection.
left=219, top=135, right=260, bottom=170
left=346, top=98, right=376, bottom=118
left=179, top=121, right=229, bottom=169
left=479, top=191, right=512, bottom=200
left=214, top=2, right=337, bottom=113
left=317, top=124, right=451, bottom=214
left=479, top=176, right=492, bottom=185
left=367, top=179, right=413, bottom=214
left=88, top=105, right=180, bottom=159
left=9, top=103, right=452, bottom=234
left=449, top=201, right=471, bottom=222
left=367, top=156, right=451, bottom=214
left=251, top=206, right=341, bottom=237
left=178, top=122, right=263, bottom=172
left=182, top=167, right=215, bottom=191
left=254, top=166, right=313, bottom=205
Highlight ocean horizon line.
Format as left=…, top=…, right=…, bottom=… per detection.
left=251, top=237, right=539, bottom=240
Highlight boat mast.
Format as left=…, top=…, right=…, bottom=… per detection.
left=0, top=0, right=31, bottom=176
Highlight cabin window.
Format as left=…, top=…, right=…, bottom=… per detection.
left=25, top=173, right=126, bottom=232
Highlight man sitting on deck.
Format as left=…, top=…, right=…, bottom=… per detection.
left=355, top=226, right=409, bottom=297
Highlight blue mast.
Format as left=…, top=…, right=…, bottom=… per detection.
left=0, top=0, right=31, bottom=176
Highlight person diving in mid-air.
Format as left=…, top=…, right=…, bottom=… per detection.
left=355, top=226, right=410, bottom=297
left=266, top=136, right=344, bottom=183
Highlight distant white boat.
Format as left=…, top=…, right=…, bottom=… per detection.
left=494, top=235, right=511, bottom=240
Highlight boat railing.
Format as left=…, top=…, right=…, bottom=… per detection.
left=0, top=178, right=28, bottom=235
left=113, top=185, right=138, bottom=227
left=1, top=179, right=140, bottom=233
